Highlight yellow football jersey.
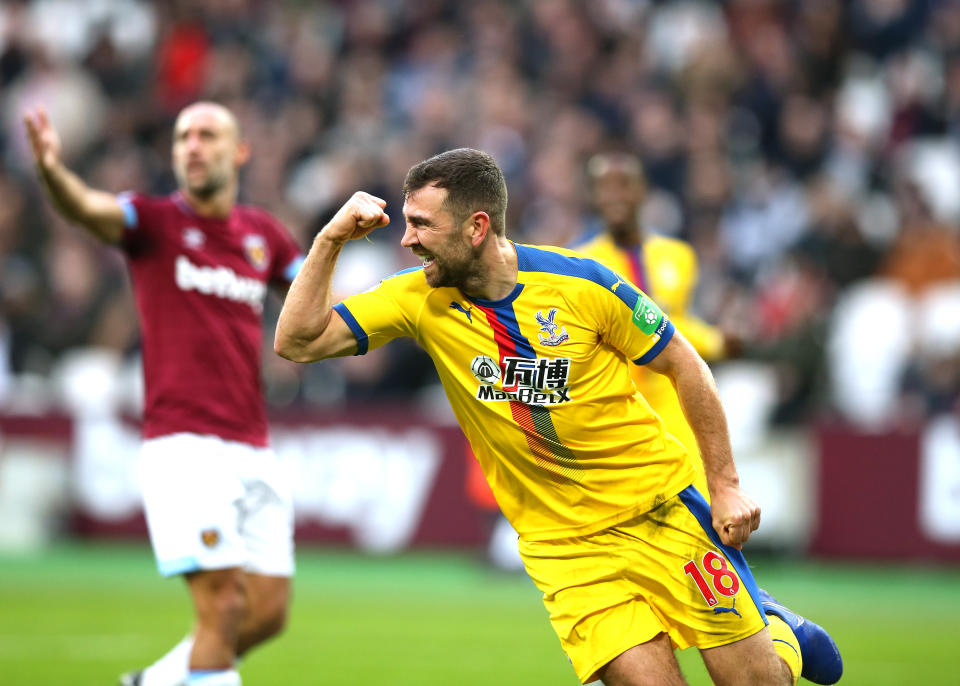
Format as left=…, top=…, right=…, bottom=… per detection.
left=334, top=243, right=696, bottom=541
left=574, top=232, right=724, bottom=496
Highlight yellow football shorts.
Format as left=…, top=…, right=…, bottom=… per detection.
left=518, top=486, right=767, bottom=683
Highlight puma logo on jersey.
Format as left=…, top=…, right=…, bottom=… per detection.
left=712, top=598, right=742, bottom=618
left=450, top=301, right=473, bottom=323
left=611, top=278, right=625, bottom=293
left=175, top=255, right=266, bottom=310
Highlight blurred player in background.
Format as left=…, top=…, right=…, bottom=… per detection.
left=24, top=102, right=304, bottom=686
left=574, top=151, right=740, bottom=498
left=274, top=149, right=842, bottom=686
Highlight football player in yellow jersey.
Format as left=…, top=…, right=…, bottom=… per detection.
left=574, top=152, right=732, bottom=498
left=275, top=149, right=842, bottom=686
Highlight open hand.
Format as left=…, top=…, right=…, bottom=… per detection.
left=23, top=107, right=62, bottom=172
left=322, top=191, right=390, bottom=244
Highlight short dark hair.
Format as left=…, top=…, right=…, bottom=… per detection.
left=402, top=148, right=508, bottom=236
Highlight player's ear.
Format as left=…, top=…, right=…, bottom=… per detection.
left=234, top=140, right=251, bottom=168
left=468, top=211, right=490, bottom=246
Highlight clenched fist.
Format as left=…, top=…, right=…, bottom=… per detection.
left=321, top=191, right=390, bottom=244
left=710, top=485, right=761, bottom=550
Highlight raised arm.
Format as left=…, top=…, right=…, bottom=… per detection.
left=23, top=107, right=126, bottom=244
left=274, top=192, right=390, bottom=363
left=645, top=331, right=761, bottom=549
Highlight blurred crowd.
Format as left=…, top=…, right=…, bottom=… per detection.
left=1, top=0, right=960, bottom=429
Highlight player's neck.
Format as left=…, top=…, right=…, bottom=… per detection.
left=463, top=236, right=518, bottom=302
left=180, top=188, right=236, bottom=219
left=609, top=222, right=644, bottom=249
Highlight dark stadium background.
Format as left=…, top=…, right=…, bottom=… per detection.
left=1, top=1, right=959, bottom=684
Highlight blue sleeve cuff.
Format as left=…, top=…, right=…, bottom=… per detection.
left=332, top=302, right=369, bottom=355
left=283, top=255, right=305, bottom=282
left=633, top=319, right=675, bottom=365
left=117, top=194, right=138, bottom=229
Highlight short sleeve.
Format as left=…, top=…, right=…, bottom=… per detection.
left=596, top=277, right=675, bottom=366
left=647, top=238, right=698, bottom=316
left=513, top=245, right=675, bottom=366
left=258, top=212, right=304, bottom=286
left=117, top=192, right=159, bottom=256
left=646, top=237, right=719, bottom=358
left=333, top=270, right=422, bottom=355
left=117, top=192, right=140, bottom=230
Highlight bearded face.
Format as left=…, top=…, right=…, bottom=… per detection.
left=418, top=227, right=485, bottom=289
left=402, top=185, right=488, bottom=292
left=592, top=168, right=644, bottom=240
left=171, top=105, right=242, bottom=201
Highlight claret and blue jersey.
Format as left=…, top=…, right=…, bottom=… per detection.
left=116, top=192, right=304, bottom=447
left=334, top=243, right=697, bottom=541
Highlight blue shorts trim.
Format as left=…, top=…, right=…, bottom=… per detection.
left=677, top=485, right=767, bottom=625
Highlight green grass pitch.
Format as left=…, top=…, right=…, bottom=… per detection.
left=0, top=543, right=957, bottom=685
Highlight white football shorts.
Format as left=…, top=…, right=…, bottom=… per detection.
left=138, top=433, right=295, bottom=578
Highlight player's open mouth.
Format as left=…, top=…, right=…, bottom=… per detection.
left=422, top=256, right=435, bottom=268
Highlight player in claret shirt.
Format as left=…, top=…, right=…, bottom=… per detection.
left=25, top=102, right=304, bottom=686
left=275, top=148, right=843, bottom=686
